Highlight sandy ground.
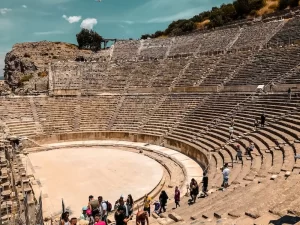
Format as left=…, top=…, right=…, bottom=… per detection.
left=28, top=147, right=163, bottom=217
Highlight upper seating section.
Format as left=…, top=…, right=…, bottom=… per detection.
left=49, top=17, right=300, bottom=94
left=112, top=40, right=140, bottom=61
left=226, top=45, right=300, bottom=86
left=269, top=17, right=300, bottom=46
left=52, top=63, right=82, bottom=90
left=139, top=38, right=173, bottom=59
left=232, top=21, right=283, bottom=50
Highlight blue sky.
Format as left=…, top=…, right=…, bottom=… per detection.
left=0, top=0, right=232, bottom=77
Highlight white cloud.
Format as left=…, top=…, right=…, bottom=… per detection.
left=34, top=30, right=65, bottom=35
left=80, top=18, right=97, bottom=30
left=62, top=15, right=82, bottom=23
left=147, top=8, right=203, bottom=23
left=0, top=8, right=12, bottom=15
left=123, top=20, right=134, bottom=25
left=22, top=5, right=27, bottom=8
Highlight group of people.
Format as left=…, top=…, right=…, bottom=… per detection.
left=188, top=173, right=209, bottom=204
left=60, top=195, right=111, bottom=225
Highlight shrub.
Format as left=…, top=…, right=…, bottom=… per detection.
left=24, top=53, right=30, bottom=58
left=19, top=74, right=33, bottom=83
left=38, top=71, right=48, bottom=77
left=278, top=0, right=289, bottom=9
left=76, top=29, right=103, bottom=52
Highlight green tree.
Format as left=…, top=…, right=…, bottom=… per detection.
left=289, top=0, right=299, bottom=7
left=76, top=29, right=103, bottom=52
left=278, top=0, right=289, bottom=9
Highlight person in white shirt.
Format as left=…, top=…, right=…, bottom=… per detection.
left=222, top=163, right=230, bottom=189
left=98, top=196, right=108, bottom=224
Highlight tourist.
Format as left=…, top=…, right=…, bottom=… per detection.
left=79, top=206, right=90, bottom=221
left=174, top=186, right=180, bottom=208
left=126, top=194, right=134, bottom=216
left=253, top=118, right=258, bottom=130
left=190, top=178, right=199, bottom=203
left=94, top=214, right=105, bottom=225
left=231, top=117, right=235, bottom=127
left=288, top=88, right=292, bottom=101
left=70, top=218, right=77, bottom=225
left=153, top=201, right=161, bottom=215
left=246, top=142, right=255, bottom=156
left=114, top=205, right=132, bottom=225
left=118, top=197, right=128, bottom=217
left=261, top=114, right=266, bottom=127
left=136, top=210, right=149, bottom=225
left=89, top=195, right=100, bottom=218
left=98, top=196, right=107, bottom=224
left=222, top=163, right=230, bottom=189
left=159, top=190, right=168, bottom=213
left=143, top=194, right=151, bottom=216
left=270, top=81, right=274, bottom=92
left=235, top=145, right=242, bottom=163
left=201, top=172, right=208, bottom=197
left=60, top=212, right=70, bottom=225
left=229, top=125, right=234, bottom=140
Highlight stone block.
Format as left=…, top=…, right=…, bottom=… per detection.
left=285, top=171, right=291, bottom=177
left=156, top=218, right=175, bottom=225
left=214, top=212, right=222, bottom=219
left=168, top=212, right=183, bottom=222
left=271, top=175, right=278, bottom=180
left=152, top=213, right=159, bottom=219
left=159, top=213, right=168, bottom=218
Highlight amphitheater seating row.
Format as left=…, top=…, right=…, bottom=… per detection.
left=50, top=45, right=300, bottom=92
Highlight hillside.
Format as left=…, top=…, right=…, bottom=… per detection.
left=141, top=0, right=299, bottom=39
left=4, top=41, right=110, bottom=94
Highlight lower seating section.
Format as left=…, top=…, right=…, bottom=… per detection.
left=34, top=97, right=77, bottom=134
left=80, top=96, right=119, bottom=131
left=0, top=97, right=37, bottom=136
left=111, top=95, right=160, bottom=131
left=141, top=94, right=206, bottom=135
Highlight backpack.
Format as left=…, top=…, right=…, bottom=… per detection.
left=106, top=201, right=112, bottom=212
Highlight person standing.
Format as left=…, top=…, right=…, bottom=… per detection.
left=60, top=212, right=70, bottom=225
left=89, top=195, right=100, bottom=219
left=98, top=196, right=107, bottom=224
left=288, top=88, right=292, bottom=101
left=261, top=114, right=266, bottom=127
left=126, top=194, right=134, bottom=216
left=222, top=163, right=230, bottom=189
left=174, top=186, right=180, bottom=208
left=143, top=194, right=151, bottom=216
left=136, top=210, right=149, bottom=225
left=70, top=218, right=77, bottom=225
left=159, top=190, right=168, bottom=213
left=202, top=172, right=208, bottom=197
left=114, top=206, right=132, bottom=225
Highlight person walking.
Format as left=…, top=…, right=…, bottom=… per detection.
left=190, top=178, right=199, bottom=203
left=222, top=163, right=230, bottom=189
left=136, top=210, right=149, bottom=225
left=235, top=145, right=242, bottom=163
left=159, top=190, right=168, bottom=213
left=174, top=186, right=180, bottom=208
left=261, top=114, right=266, bottom=127
left=114, top=206, right=132, bottom=225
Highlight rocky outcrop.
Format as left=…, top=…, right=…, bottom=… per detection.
left=4, top=41, right=110, bottom=94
